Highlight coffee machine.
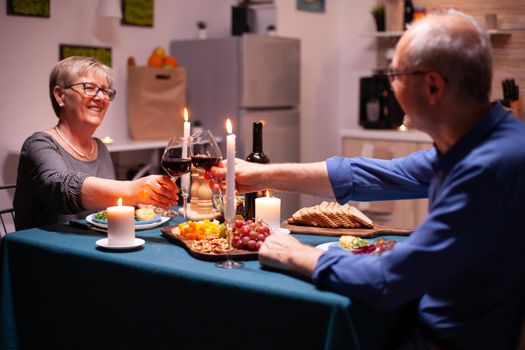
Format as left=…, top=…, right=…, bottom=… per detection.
left=359, top=73, right=404, bottom=129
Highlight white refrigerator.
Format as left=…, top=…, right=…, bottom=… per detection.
left=170, top=34, right=301, bottom=218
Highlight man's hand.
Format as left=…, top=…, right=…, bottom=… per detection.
left=258, top=233, right=324, bottom=278
left=209, top=158, right=268, bottom=194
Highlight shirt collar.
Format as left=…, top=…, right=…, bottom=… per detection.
left=432, top=102, right=507, bottom=173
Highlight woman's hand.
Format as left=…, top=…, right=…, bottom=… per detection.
left=258, top=234, right=324, bottom=278
left=131, top=175, right=179, bottom=208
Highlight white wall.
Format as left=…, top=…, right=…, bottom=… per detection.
left=0, top=0, right=377, bottom=226
left=275, top=0, right=376, bottom=207
left=0, top=0, right=233, bottom=229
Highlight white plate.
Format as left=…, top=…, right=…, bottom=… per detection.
left=316, top=242, right=338, bottom=251
left=316, top=236, right=406, bottom=251
left=96, top=238, right=145, bottom=251
left=86, top=214, right=170, bottom=230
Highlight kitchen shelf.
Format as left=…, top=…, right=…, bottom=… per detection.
left=340, top=128, right=432, bottom=143
left=487, top=29, right=517, bottom=36
left=368, top=28, right=521, bottom=38
left=367, top=31, right=404, bottom=38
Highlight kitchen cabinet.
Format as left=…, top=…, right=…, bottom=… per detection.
left=342, top=134, right=432, bottom=229
left=107, top=140, right=166, bottom=180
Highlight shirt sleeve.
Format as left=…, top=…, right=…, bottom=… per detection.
left=21, top=134, right=89, bottom=214
left=313, top=162, right=505, bottom=310
left=326, top=148, right=435, bottom=203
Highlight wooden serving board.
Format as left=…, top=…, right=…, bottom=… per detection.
left=161, top=226, right=258, bottom=262
left=281, top=222, right=412, bottom=238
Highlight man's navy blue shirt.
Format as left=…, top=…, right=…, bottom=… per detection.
left=316, top=103, right=525, bottom=349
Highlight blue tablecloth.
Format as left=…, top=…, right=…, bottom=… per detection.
left=0, top=216, right=405, bottom=350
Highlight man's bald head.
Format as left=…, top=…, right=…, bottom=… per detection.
left=395, top=9, right=492, bottom=103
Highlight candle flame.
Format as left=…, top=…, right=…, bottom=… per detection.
left=183, top=107, right=189, bottom=122
left=117, top=198, right=122, bottom=206
left=226, top=118, right=233, bottom=134
left=265, top=190, right=270, bottom=197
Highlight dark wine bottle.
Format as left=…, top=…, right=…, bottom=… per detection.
left=245, top=121, right=270, bottom=219
left=404, top=0, right=414, bottom=29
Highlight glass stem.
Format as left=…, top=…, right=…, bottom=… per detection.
left=181, top=182, right=189, bottom=219
left=207, top=172, right=224, bottom=211
left=226, top=221, right=233, bottom=261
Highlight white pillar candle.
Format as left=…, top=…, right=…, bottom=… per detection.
left=255, top=194, right=281, bottom=233
left=107, top=198, right=135, bottom=246
left=225, top=118, right=236, bottom=222
left=182, top=107, right=191, bottom=190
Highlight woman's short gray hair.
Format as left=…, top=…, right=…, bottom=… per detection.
left=49, top=56, right=115, bottom=117
left=403, top=9, right=492, bottom=103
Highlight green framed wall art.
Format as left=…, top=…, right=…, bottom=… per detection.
left=297, top=0, right=325, bottom=13
left=122, top=0, right=154, bottom=27
left=7, top=0, right=49, bottom=17
left=59, top=45, right=112, bottom=67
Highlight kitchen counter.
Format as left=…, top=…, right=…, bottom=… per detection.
left=340, top=128, right=432, bottom=143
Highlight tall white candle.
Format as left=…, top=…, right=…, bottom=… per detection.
left=182, top=108, right=191, bottom=190
left=225, top=118, right=236, bottom=222
left=255, top=192, right=281, bottom=233
left=107, top=198, right=135, bottom=246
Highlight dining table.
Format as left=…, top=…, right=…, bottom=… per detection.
left=0, top=214, right=407, bottom=350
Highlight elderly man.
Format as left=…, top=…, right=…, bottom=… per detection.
left=211, top=9, right=525, bottom=349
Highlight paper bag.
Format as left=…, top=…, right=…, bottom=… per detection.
left=127, top=66, right=187, bottom=140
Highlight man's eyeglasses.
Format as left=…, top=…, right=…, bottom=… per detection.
left=65, top=82, right=117, bottom=101
left=384, top=68, right=429, bottom=84
left=385, top=67, right=449, bottom=84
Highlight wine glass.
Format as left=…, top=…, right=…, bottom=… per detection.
left=190, top=130, right=244, bottom=269
left=159, top=137, right=192, bottom=219
left=189, top=130, right=224, bottom=210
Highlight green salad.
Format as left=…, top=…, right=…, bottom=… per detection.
left=94, top=210, right=108, bottom=221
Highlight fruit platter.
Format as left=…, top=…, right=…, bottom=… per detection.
left=161, top=218, right=272, bottom=261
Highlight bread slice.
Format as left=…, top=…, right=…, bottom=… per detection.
left=135, top=208, right=156, bottom=221
left=345, top=204, right=374, bottom=228
left=287, top=201, right=374, bottom=229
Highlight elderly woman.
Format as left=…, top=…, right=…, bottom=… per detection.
left=14, top=56, right=178, bottom=230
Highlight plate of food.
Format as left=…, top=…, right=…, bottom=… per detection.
left=282, top=201, right=412, bottom=238
left=161, top=218, right=272, bottom=261
left=317, top=235, right=407, bottom=256
left=86, top=208, right=170, bottom=230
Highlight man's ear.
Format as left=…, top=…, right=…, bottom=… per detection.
left=424, top=72, right=446, bottom=106
left=53, top=85, right=65, bottom=107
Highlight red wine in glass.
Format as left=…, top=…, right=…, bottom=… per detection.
left=189, top=130, right=224, bottom=211
left=191, top=155, right=221, bottom=172
left=162, top=158, right=192, bottom=177
left=157, top=137, right=192, bottom=219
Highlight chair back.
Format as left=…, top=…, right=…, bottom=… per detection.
left=0, top=184, right=16, bottom=236
left=518, top=312, right=525, bottom=350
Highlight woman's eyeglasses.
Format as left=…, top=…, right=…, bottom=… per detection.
left=65, top=82, right=117, bottom=101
